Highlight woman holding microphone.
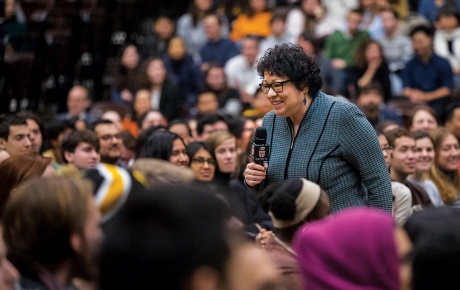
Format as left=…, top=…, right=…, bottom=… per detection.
left=244, top=43, right=392, bottom=213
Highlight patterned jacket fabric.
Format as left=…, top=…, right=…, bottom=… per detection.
left=258, top=92, right=392, bottom=213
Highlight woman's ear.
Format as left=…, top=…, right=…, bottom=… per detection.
left=64, top=151, right=74, bottom=164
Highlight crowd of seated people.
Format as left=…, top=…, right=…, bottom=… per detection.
left=1, top=0, right=460, bottom=289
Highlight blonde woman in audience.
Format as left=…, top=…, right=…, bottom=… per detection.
left=426, top=127, right=460, bottom=204
left=206, top=131, right=273, bottom=235
left=407, top=130, right=444, bottom=207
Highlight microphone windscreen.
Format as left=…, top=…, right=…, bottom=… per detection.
left=254, top=127, right=267, bottom=145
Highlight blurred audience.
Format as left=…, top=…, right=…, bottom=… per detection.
left=111, top=44, right=140, bottom=106
left=230, top=0, right=272, bottom=42
left=139, top=15, right=176, bottom=60
left=356, top=83, right=403, bottom=127
left=137, top=57, right=186, bottom=121
left=404, top=207, right=460, bottom=290
left=3, top=177, right=104, bottom=290
left=349, top=39, right=392, bottom=101
left=55, top=86, right=95, bottom=127
left=379, top=8, right=413, bottom=97
left=260, top=9, right=296, bottom=54
left=200, top=14, right=239, bottom=70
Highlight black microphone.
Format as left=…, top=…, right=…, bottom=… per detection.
left=250, top=127, right=269, bottom=165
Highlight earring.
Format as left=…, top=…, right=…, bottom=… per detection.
left=303, top=92, right=307, bottom=106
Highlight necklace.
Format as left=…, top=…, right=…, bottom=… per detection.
left=274, top=236, right=298, bottom=257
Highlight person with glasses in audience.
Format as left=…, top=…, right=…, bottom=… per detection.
left=91, top=120, right=122, bottom=166
left=244, top=43, right=392, bottom=214
left=186, top=142, right=216, bottom=182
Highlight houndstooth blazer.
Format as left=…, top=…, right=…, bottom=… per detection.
left=257, top=92, right=392, bottom=214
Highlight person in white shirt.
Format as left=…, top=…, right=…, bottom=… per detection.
left=224, top=35, right=261, bottom=105
left=260, top=10, right=297, bottom=54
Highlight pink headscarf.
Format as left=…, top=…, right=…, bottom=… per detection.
left=293, top=207, right=399, bottom=290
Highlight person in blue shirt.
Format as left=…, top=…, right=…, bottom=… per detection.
left=200, top=13, right=240, bottom=70
left=402, top=25, right=454, bottom=120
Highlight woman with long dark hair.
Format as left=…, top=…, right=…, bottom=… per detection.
left=349, top=39, right=391, bottom=101
left=139, top=130, right=189, bottom=168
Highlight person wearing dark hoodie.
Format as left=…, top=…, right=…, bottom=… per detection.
left=163, top=36, right=203, bottom=109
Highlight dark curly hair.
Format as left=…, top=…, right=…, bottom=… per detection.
left=256, top=43, right=323, bottom=98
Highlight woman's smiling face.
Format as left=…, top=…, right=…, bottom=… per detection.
left=414, top=137, right=435, bottom=173
left=263, top=72, right=304, bottom=119
left=436, top=134, right=459, bottom=173
left=190, top=148, right=215, bottom=182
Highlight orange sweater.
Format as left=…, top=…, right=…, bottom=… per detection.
left=230, top=12, right=272, bottom=42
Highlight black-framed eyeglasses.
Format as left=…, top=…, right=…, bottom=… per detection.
left=192, top=158, right=216, bottom=166
left=259, top=80, right=292, bottom=94
left=382, top=146, right=394, bottom=152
